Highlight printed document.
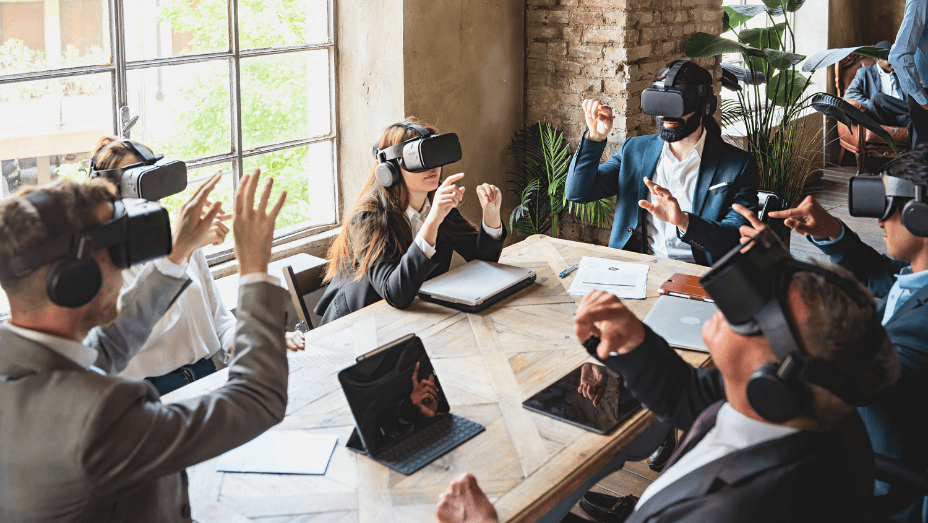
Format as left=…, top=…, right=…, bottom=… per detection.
left=217, top=431, right=338, bottom=475
left=566, top=256, right=649, bottom=299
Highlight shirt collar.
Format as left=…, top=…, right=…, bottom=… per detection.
left=660, top=124, right=708, bottom=163
left=896, top=266, right=928, bottom=292
left=405, top=199, right=432, bottom=222
left=4, top=322, right=99, bottom=370
left=713, top=402, right=800, bottom=448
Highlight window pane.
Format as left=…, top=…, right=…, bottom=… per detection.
left=127, top=61, right=232, bottom=161
left=239, top=0, right=329, bottom=50
left=0, top=0, right=111, bottom=74
left=241, top=49, right=330, bottom=150
left=159, top=163, right=235, bottom=254
left=124, top=0, right=229, bottom=61
left=243, top=140, right=335, bottom=233
left=1, top=73, right=113, bottom=197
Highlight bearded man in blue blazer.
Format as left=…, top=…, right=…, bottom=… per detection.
left=566, top=60, right=759, bottom=267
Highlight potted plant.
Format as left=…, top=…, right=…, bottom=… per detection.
left=508, top=121, right=614, bottom=239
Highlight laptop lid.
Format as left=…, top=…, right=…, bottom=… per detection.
left=337, top=334, right=450, bottom=456
left=418, top=260, right=535, bottom=306
left=641, top=295, right=718, bottom=352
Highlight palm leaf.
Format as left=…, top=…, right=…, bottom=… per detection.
left=761, top=0, right=804, bottom=12
left=810, top=93, right=898, bottom=153
left=684, top=32, right=766, bottom=58
left=802, top=46, right=889, bottom=73
left=740, top=22, right=788, bottom=51
left=763, top=49, right=806, bottom=70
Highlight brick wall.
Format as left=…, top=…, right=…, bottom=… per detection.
left=525, top=0, right=724, bottom=161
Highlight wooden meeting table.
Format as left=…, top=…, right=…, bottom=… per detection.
left=163, top=235, right=711, bottom=523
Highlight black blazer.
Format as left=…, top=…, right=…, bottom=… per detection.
left=315, top=209, right=506, bottom=325
left=596, top=327, right=875, bottom=523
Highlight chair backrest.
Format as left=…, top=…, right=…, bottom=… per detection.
left=757, top=190, right=781, bottom=224
left=836, top=53, right=877, bottom=97
left=282, top=261, right=329, bottom=332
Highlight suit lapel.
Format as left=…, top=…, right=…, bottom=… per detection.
left=692, top=132, right=722, bottom=216
left=888, top=283, right=928, bottom=322
left=637, top=135, right=665, bottom=203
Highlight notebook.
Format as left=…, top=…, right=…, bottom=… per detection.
left=338, top=334, right=484, bottom=475
left=417, top=260, right=536, bottom=313
left=641, top=295, right=718, bottom=352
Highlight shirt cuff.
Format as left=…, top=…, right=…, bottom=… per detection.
left=482, top=220, right=504, bottom=240
left=153, top=257, right=188, bottom=279
left=809, top=223, right=846, bottom=246
left=240, top=273, right=281, bottom=287
left=414, top=232, right=437, bottom=259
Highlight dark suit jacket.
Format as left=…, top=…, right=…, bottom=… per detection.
left=846, top=64, right=902, bottom=111
left=315, top=209, right=506, bottom=325
left=811, top=225, right=928, bottom=522
left=565, top=131, right=759, bottom=266
left=595, top=327, right=875, bottom=523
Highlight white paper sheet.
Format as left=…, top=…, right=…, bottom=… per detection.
left=566, top=256, right=649, bottom=300
left=216, top=431, right=338, bottom=475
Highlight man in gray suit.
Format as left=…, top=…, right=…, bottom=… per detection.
left=0, top=169, right=289, bottom=523
left=846, top=41, right=910, bottom=128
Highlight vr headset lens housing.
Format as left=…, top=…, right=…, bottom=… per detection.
left=641, top=85, right=699, bottom=118
left=396, top=133, right=462, bottom=173
left=848, top=174, right=918, bottom=220
left=90, top=140, right=188, bottom=201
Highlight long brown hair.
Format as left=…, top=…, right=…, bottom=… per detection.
left=91, top=136, right=148, bottom=171
left=325, top=117, right=478, bottom=282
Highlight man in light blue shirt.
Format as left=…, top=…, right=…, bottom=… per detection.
left=738, top=147, right=928, bottom=523
left=848, top=40, right=909, bottom=128
left=889, top=0, right=928, bottom=148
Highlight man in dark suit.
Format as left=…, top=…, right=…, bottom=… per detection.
left=435, top=265, right=900, bottom=523
left=0, top=170, right=290, bottom=522
left=755, top=147, right=928, bottom=522
left=846, top=41, right=910, bottom=128
left=565, top=60, right=759, bottom=267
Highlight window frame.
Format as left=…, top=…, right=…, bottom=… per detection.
left=0, top=0, right=341, bottom=266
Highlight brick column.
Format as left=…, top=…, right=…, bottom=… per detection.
left=525, top=0, right=723, bottom=160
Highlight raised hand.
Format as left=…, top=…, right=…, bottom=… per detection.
left=574, top=290, right=646, bottom=359
left=732, top=203, right=769, bottom=245
left=768, top=195, right=843, bottom=239
left=233, top=169, right=287, bottom=275
left=169, top=172, right=224, bottom=264
left=639, top=178, right=689, bottom=232
left=427, top=172, right=466, bottom=225
left=199, top=200, right=233, bottom=248
left=475, top=183, right=502, bottom=229
left=437, top=473, right=499, bottom=523
left=582, top=99, right=614, bottom=142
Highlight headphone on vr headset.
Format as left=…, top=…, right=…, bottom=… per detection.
left=373, top=122, right=433, bottom=188
left=643, top=59, right=718, bottom=118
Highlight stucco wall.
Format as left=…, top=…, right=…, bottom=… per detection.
left=865, top=0, right=906, bottom=45
left=403, top=0, right=525, bottom=239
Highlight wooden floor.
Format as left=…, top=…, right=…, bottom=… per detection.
left=569, top=166, right=889, bottom=520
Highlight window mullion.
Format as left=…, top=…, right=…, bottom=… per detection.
left=229, top=0, right=244, bottom=193
left=113, top=0, right=129, bottom=138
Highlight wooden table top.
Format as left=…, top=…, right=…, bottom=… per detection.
left=165, top=235, right=711, bottom=523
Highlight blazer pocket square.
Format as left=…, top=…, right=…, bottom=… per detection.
left=708, top=182, right=730, bottom=191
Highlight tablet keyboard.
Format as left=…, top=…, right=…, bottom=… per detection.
left=375, top=414, right=485, bottom=475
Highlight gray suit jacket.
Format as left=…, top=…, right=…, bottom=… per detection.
left=0, top=272, right=290, bottom=522
left=846, top=64, right=902, bottom=111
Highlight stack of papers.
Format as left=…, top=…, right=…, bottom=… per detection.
left=217, top=431, right=338, bottom=475
left=566, top=256, right=649, bottom=300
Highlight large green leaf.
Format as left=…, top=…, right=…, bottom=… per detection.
left=740, top=22, right=787, bottom=51
left=685, top=32, right=765, bottom=58
left=802, top=46, right=889, bottom=72
left=767, top=70, right=810, bottom=106
left=761, top=0, right=805, bottom=12
left=811, top=93, right=898, bottom=153
left=721, top=67, right=742, bottom=91
left=764, top=49, right=806, bottom=70
left=728, top=4, right=784, bottom=18
left=723, top=6, right=756, bottom=33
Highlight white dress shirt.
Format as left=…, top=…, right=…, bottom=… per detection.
left=636, top=402, right=799, bottom=508
left=119, top=250, right=240, bottom=380
left=645, top=129, right=707, bottom=264
left=406, top=199, right=503, bottom=259
left=878, top=65, right=904, bottom=100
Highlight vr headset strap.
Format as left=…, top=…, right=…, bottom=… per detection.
left=663, top=60, right=686, bottom=89
left=377, top=122, right=433, bottom=162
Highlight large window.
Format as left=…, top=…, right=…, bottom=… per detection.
left=1, top=0, right=337, bottom=252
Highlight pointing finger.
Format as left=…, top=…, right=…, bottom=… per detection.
left=732, top=203, right=765, bottom=229
left=442, top=172, right=465, bottom=186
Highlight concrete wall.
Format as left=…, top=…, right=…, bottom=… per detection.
left=403, top=0, right=525, bottom=236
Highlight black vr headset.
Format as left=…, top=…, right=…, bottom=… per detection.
left=0, top=189, right=172, bottom=308
left=848, top=168, right=928, bottom=237
left=89, top=140, right=187, bottom=201
left=641, top=60, right=718, bottom=118
left=372, top=122, right=462, bottom=188
left=699, top=229, right=887, bottom=422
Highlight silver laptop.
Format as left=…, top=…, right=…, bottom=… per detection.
left=417, top=260, right=536, bottom=313
left=642, top=295, right=718, bottom=352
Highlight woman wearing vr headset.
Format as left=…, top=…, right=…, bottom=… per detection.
left=91, top=136, right=236, bottom=395
left=307, top=118, right=505, bottom=330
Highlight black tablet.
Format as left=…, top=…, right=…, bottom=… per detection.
left=522, top=363, right=642, bottom=434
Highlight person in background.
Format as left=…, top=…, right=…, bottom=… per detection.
left=565, top=60, right=759, bottom=268
left=91, top=137, right=235, bottom=395
left=312, top=118, right=506, bottom=327
left=846, top=41, right=910, bottom=128
left=889, top=0, right=928, bottom=148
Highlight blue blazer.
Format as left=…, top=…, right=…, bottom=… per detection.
left=812, top=226, right=928, bottom=522
left=846, top=64, right=899, bottom=111
left=565, top=131, right=759, bottom=266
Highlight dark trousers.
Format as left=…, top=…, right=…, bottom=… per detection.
left=906, top=91, right=928, bottom=150
left=869, top=93, right=910, bottom=128
left=146, top=357, right=217, bottom=396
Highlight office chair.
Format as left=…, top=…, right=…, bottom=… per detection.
left=282, top=261, right=329, bottom=332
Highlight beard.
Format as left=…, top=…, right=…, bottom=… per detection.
left=656, top=115, right=702, bottom=143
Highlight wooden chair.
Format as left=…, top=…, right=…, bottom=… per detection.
left=835, top=54, right=909, bottom=172
left=282, top=260, right=329, bottom=332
